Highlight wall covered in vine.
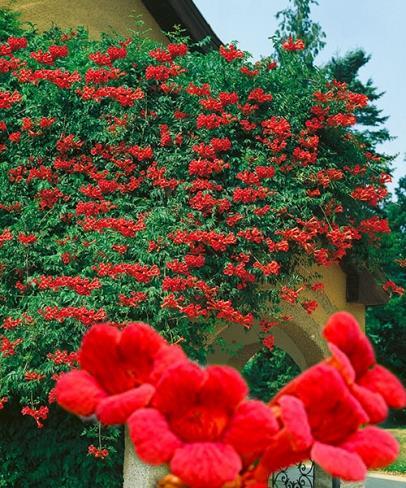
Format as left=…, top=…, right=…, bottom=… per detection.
left=0, top=6, right=398, bottom=484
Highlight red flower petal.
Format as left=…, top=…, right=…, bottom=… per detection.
left=327, top=342, right=355, bottom=384
left=128, top=408, right=182, bottom=464
left=153, top=362, right=206, bottom=416
left=279, top=395, right=313, bottom=451
left=323, top=311, right=360, bottom=343
left=241, top=482, right=267, bottom=488
left=351, top=383, right=388, bottom=424
left=149, top=344, right=188, bottom=385
left=119, top=322, right=166, bottom=382
left=359, top=365, right=406, bottom=409
left=200, top=365, right=248, bottom=410
left=79, top=324, right=133, bottom=394
left=96, top=384, right=155, bottom=425
left=340, top=426, right=399, bottom=469
left=272, top=363, right=343, bottom=407
left=323, top=312, right=375, bottom=377
left=171, top=442, right=241, bottom=488
left=224, top=400, right=279, bottom=465
left=271, top=364, right=368, bottom=444
left=55, top=370, right=106, bottom=417
left=255, top=430, right=309, bottom=482
left=311, top=442, right=367, bottom=481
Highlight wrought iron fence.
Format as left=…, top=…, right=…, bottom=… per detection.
left=271, top=461, right=315, bottom=487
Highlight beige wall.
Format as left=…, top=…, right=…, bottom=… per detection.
left=0, top=0, right=167, bottom=41
left=209, top=264, right=366, bottom=371
left=123, top=428, right=167, bottom=488
left=311, top=264, right=365, bottom=328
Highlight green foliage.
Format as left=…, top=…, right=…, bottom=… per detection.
left=0, top=8, right=24, bottom=39
left=243, top=347, right=300, bottom=402
left=367, top=177, right=406, bottom=424
left=275, top=0, right=326, bottom=61
left=0, top=403, right=124, bottom=487
left=0, top=9, right=389, bottom=406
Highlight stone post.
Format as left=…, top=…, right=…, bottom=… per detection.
left=314, top=466, right=336, bottom=488
left=314, top=466, right=365, bottom=488
left=123, top=427, right=168, bottom=488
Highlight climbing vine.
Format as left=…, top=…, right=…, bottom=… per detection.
left=0, top=10, right=398, bottom=453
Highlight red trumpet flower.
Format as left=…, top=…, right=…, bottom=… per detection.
left=128, top=362, right=279, bottom=488
left=255, top=312, right=405, bottom=482
left=324, top=312, right=406, bottom=423
left=55, top=322, right=186, bottom=424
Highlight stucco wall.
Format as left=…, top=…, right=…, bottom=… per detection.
left=209, top=264, right=366, bottom=371
left=310, top=264, right=365, bottom=328
left=123, top=428, right=167, bottom=488
left=0, top=0, right=167, bottom=41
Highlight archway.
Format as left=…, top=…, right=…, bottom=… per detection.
left=207, top=315, right=327, bottom=372
left=207, top=317, right=334, bottom=488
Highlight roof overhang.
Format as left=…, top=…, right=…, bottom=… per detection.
left=341, top=261, right=389, bottom=306
left=142, top=0, right=222, bottom=51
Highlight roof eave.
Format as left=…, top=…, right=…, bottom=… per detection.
left=142, top=0, right=222, bottom=52
left=341, top=261, right=389, bottom=306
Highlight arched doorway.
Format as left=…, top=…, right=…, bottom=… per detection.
left=207, top=318, right=334, bottom=488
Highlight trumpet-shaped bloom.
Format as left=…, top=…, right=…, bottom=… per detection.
left=255, top=312, right=404, bottom=482
left=256, top=363, right=370, bottom=480
left=55, top=322, right=186, bottom=424
left=128, top=362, right=279, bottom=488
left=55, top=313, right=404, bottom=486
left=324, top=312, right=406, bottom=423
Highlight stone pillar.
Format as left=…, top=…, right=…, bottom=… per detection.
left=123, top=428, right=168, bottom=488
left=314, top=467, right=365, bottom=488
left=314, top=466, right=334, bottom=488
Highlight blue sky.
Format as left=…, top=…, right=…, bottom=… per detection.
left=194, top=0, right=405, bottom=192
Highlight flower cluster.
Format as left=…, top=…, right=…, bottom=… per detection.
left=282, top=37, right=305, bottom=51
left=21, top=405, right=49, bottom=428
left=55, top=313, right=405, bottom=487
left=33, top=275, right=101, bottom=295
left=40, top=306, right=107, bottom=326
left=88, top=444, right=109, bottom=459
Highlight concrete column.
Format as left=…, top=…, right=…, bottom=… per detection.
left=314, top=467, right=365, bottom=488
left=314, top=466, right=334, bottom=488
left=123, top=427, right=168, bottom=488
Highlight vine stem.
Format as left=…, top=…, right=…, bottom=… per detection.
left=98, top=421, right=102, bottom=450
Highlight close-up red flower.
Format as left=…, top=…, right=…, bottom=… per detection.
left=254, top=312, right=406, bottom=482
left=128, top=362, right=279, bottom=488
left=324, top=312, right=406, bottom=422
left=55, top=322, right=187, bottom=424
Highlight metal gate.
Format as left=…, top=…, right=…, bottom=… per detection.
left=271, top=461, right=315, bottom=487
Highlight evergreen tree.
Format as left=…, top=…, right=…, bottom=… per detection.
left=326, top=50, right=390, bottom=146
left=367, top=177, right=406, bottom=423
